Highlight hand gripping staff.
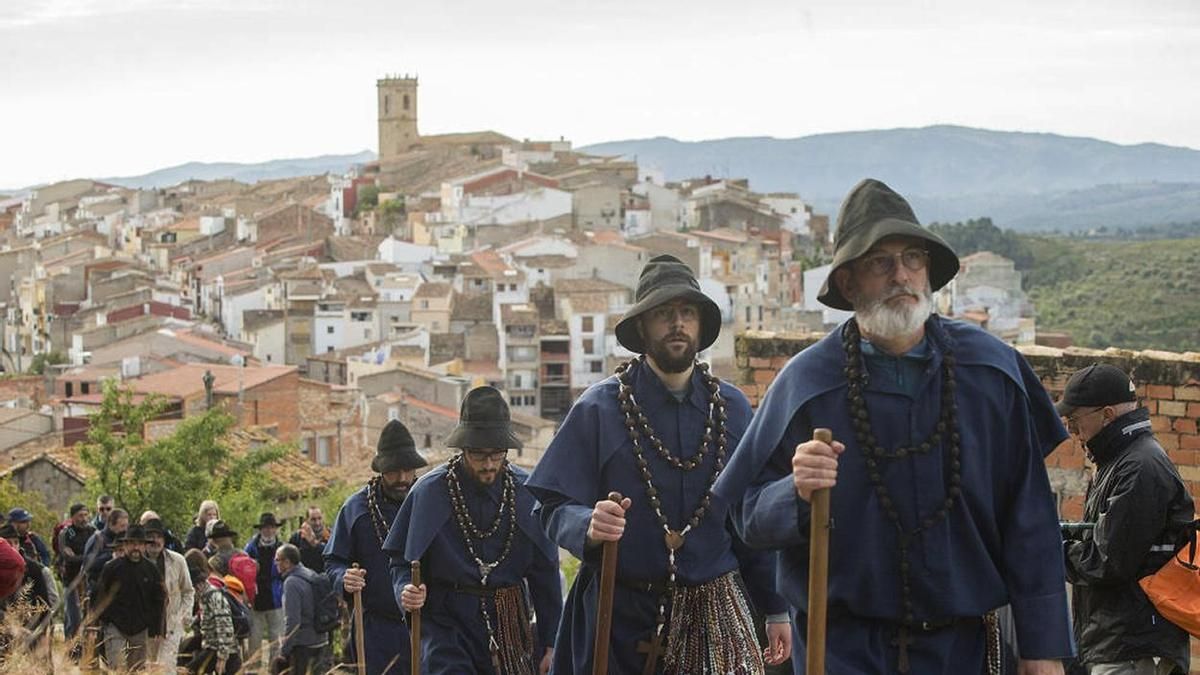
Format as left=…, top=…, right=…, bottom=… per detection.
left=807, top=428, right=835, bottom=675
left=410, top=561, right=423, bottom=675
left=592, top=491, right=624, bottom=675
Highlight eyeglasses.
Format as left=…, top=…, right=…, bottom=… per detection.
left=98, top=506, right=113, bottom=512
left=647, top=304, right=699, bottom=324
left=1065, top=407, right=1104, bottom=433
left=464, top=449, right=508, bottom=463
left=857, top=248, right=930, bottom=277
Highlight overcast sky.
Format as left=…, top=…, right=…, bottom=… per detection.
left=2, top=0, right=1198, bottom=188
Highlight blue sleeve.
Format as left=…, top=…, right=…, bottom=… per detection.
left=35, top=536, right=50, bottom=567
left=730, top=518, right=787, bottom=616
left=386, top=495, right=417, bottom=610
left=323, top=505, right=354, bottom=595
left=526, top=395, right=605, bottom=561
left=527, top=542, right=563, bottom=648
left=244, top=538, right=257, bottom=557
left=1001, top=385, right=1075, bottom=660
left=536, top=500, right=595, bottom=562
left=732, top=412, right=810, bottom=551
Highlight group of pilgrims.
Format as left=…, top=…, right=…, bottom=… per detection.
left=328, top=178, right=1078, bottom=675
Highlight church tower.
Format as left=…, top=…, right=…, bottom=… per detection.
left=377, top=75, right=419, bottom=161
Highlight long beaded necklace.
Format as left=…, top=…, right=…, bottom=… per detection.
left=366, top=476, right=393, bottom=548
left=842, top=318, right=962, bottom=674
left=615, top=356, right=728, bottom=662
left=444, top=453, right=527, bottom=674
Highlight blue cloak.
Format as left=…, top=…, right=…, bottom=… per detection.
left=714, top=317, right=1075, bottom=673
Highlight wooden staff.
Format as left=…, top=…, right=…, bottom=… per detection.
left=352, top=563, right=366, bottom=675
left=806, top=428, right=835, bottom=675
left=592, top=491, right=624, bottom=675
left=410, top=561, right=423, bottom=675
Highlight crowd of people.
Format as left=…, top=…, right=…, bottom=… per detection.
left=0, top=177, right=1195, bottom=675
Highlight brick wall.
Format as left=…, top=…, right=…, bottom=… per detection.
left=736, top=332, right=1200, bottom=670
left=240, top=370, right=301, bottom=442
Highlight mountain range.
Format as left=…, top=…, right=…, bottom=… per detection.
left=7, top=126, right=1199, bottom=232
left=582, top=125, right=1200, bottom=231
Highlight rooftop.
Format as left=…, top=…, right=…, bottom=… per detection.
left=127, top=363, right=295, bottom=400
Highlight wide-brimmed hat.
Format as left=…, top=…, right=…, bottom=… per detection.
left=142, top=518, right=167, bottom=537
left=818, top=179, right=960, bottom=311
left=372, top=419, right=428, bottom=474
left=444, top=386, right=523, bottom=451
left=253, top=513, right=284, bottom=529
left=117, top=525, right=150, bottom=544
left=1055, top=363, right=1138, bottom=417
left=614, top=254, right=722, bottom=353
left=206, top=520, right=238, bottom=540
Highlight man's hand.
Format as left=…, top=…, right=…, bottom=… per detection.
left=586, top=496, right=632, bottom=547
left=792, top=438, right=846, bottom=502
left=400, top=583, right=426, bottom=611
left=1017, top=659, right=1065, bottom=675
left=539, top=647, right=554, bottom=674
left=342, top=567, right=366, bottom=594
left=763, top=621, right=792, bottom=665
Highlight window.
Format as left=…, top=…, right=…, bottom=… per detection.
left=327, top=326, right=335, bottom=334
left=421, top=300, right=429, bottom=309
left=590, top=361, right=603, bottom=373
left=65, top=382, right=73, bottom=397
left=327, top=346, right=335, bottom=353
left=581, top=316, right=594, bottom=332
left=403, top=94, right=410, bottom=111
left=758, top=306, right=763, bottom=322
left=423, top=433, right=431, bottom=448
left=364, top=329, right=372, bottom=339
left=388, top=406, right=399, bottom=421
left=745, top=306, right=751, bottom=323
left=384, top=95, right=390, bottom=115
left=81, top=382, right=90, bottom=395
left=317, top=437, right=331, bottom=466
left=582, top=338, right=595, bottom=355
left=266, top=354, right=272, bottom=362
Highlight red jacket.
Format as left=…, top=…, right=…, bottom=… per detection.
left=0, top=538, right=26, bottom=599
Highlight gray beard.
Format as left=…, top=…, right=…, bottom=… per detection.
left=855, top=287, right=933, bottom=341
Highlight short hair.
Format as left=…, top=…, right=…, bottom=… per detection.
left=69, top=503, right=87, bottom=517
left=306, top=505, right=322, bottom=518
left=276, top=543, right=301, bottom=565
left=97, top=495, right=114, bottom=506
left=107, top=508, right=128, bottom=528
left=184, top=549, right=211, bottom=575
left=139, top=510, right=160, bottom=524
left=209, top=554, right=228, bottom=576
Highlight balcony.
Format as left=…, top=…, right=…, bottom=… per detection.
left=540, top=350, right=569, bottom=363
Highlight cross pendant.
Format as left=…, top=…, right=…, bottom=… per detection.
left=478, top=560, right=496, bottom=585
left=636, top=631, right=664, bottom=675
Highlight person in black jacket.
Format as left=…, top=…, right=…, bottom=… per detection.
left=95, top=525, right=166, bottom=671
left=1059, top=364, right=1195, bottom=675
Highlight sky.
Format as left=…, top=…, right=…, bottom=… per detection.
left=2, top=0, right=1198, bottom=188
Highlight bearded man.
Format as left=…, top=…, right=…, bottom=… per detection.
left=325, top=419, right=428, bottom=674
left=715, top=179, right=1074, bottom=674
left=527, top=254, right=791, bottom=674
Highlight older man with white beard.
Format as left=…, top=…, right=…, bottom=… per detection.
left=716, top=179, right=1074, bottom=675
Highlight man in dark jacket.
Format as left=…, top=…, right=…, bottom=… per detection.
left=245, top=512, right=285, bottom=672
left=272, top=543, right=329, bottom=674
left=7, top=508, right=50, bottom=566
left=84, top=507, right=129, bottom=595
left=57, top=503, right=95, bottom=641
left=1060, top=363, right=1195, bottom=674
left=288, top=506, right=328, bottom=573
left=95, top=525, right=166, bottom=671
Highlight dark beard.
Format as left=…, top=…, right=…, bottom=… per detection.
left=646, top=334, right=697, bottom=374
left=380, top=480, right=411, bottom=502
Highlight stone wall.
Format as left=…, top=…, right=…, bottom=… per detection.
left=736, top=331, right=1200, bottom=670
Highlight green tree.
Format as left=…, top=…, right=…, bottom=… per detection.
left=77, top=380, right=292, bottom=535
left=354, top=185, right=380, bottom=217
left=27, top=351, right=66, bottom=375
left=0, top=477, right=58, bottom=532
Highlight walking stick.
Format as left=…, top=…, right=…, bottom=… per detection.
left=351, top=563, right=366, bottom=675
left=806, top=428, right=834, bottom=675
left=409, top=561, right=422, bottom=675
left=592, top=491, right=624, bottom=675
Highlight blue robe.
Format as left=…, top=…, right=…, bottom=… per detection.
left=384, top=463, right=562, bottom=675
left=525, top=361, right=787, bottom=674
left=325, top=483, right=411, bottom=675
left=714, top=317, right=1075, bottom=674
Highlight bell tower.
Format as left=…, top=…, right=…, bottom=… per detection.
left=377, top=75, right=419, bottom=161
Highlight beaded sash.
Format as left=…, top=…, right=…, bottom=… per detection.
left=661, top=571, right=764, bottom=675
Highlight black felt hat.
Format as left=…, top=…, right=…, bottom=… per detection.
left=372, top=419, right=428, bottom=473
left=206, top=520, right=238, bottom=540
left=252, top=513, right=284, bottom=529
left=818, top=179, right=960, bottom=311
left=1055, top=363, right=1138, bottom=416
left=142, top=518, right=167, bottom=536
left=614, top=254, right=721, bottom=353
left=444, top=386, right=523, bottom=451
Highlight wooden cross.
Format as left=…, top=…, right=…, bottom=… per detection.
left=890, top=626, right=912, bottom=674
left=637, top=631, right=665, bottom=675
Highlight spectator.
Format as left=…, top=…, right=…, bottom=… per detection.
left=90, top=496, right=114, bottom=532
left=57, top=502, right=95, bottom=643
left=1059, top=364, right=1195, bottom=674
left=287, top=506, right=328, bottom=573
left=1, top=522, right=56, bottom=634
left=272, top=543, right=329, bottom=675
left=139, top=510, right=184, bottom=553
left=95, top=525, right=165, bottom=671
left=186, top=551, right=242, bottom=675
left=83, top=507, right=129, bottom=594
left=144, top=518, right=194, bottom=670
left=245, top=513, right=285, bottom=672
left=7, top=508, right=50, bottom=567
left=186, top=501, right=220, bottom=553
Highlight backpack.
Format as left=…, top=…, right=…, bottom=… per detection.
left=51, top=520, right=70, bottom=573
left=212, top=586, right=251, bottom=639
left=300, top=568, right=340, bottom=634
left=226, top=551, right=259, bottom=604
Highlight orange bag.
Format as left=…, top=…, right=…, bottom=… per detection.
left=1138, top=520, right=1200, bottom=637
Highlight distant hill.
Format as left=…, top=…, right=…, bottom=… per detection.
left=100, top=150, right=378, bottom=189
left=582, top=126, right=1200, bottom=231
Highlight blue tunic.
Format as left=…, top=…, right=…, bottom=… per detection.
left=714, top=317, right=1075, bottom=674
left=325, top=483, right=411, bottom=675
left=384, top=463, right=562, bottom=675
left=525, top=361, right=786, bottom=674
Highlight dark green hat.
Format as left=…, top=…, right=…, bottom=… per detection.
left=372, top=419, right=428, bottom=474
left=614, top=254, right=722, bottom=353
left=818, top=179, right=959, bottom=311
left=444, top=386, right=523, bottom=450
